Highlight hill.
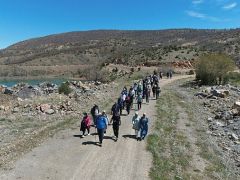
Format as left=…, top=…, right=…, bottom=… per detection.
left=0, top=29, right=240, bottom=78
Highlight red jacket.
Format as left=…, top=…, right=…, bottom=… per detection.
left=84, top=115, right=91, bottom=128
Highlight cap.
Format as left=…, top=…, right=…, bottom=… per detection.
left=135, top=111, right=139, bottom=115
left=143, top=113, right=146, bottom=116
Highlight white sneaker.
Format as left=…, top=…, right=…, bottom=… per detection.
left=87, top=133, right=90, bottom=136
left=82, top=135, right=85, bottom=138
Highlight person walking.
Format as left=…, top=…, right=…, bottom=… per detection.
left=139, top=113, right=149, bottom=140
left=110, top=112, right=121, bottom=142
left=152, top=84, right=157, bottom=98
left=96, top=112, right=108, bottom=146
left=132, top=112, right=140, bottom=140
left=117, top=97, right=123, bottom=115
left=91, top=104, right=99, bottom=125
left=125, top=95, right=131, bottom=115
left=80, top=112, right=92, bottom=137
left=156, top=85, right=161, bottom=100
left=136, top=94, right=143, bottom=110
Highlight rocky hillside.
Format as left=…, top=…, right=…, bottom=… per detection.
left=0, top=29, right=240, bottom=78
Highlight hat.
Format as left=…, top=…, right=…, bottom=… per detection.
left=135, top=111, right=139, bottom=115
left=143, top=112, right=146, bottom=116
left=102, top=110, right=106, bottom=114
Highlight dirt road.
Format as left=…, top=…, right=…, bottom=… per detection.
left=0, top=76, right=190, bottom=180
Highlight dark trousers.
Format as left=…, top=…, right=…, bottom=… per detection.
left=146, top=95, right=149, bottom=103
left=97, top=129, right=104, bottom=144
left=113, top=125, right=119, bottom=138
left=83, top=127, right=90, bottom=135
left=138, top=102, right=142, bottom=110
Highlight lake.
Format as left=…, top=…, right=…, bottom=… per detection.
left=0, top=79, right=68, bottom=87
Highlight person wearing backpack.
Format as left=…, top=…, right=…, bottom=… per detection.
left=139, top=113, right=149, bottom=140
left=125, top=95, right=131, bottom=115
left=117, top=97, right=123, bottom=115
left=110, top=112, right=121, bottom=142
left=96, top=112, right=108, bottom=146
left=111, top=102, right=119, bottom=116
left=91, top=104, right=99, bottom=125
left=80, top=112, right=91, bottom=137
left=132, top=112, right=140, bottom=140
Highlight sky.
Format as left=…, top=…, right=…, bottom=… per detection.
left=0, top=0, right=240, bottom=49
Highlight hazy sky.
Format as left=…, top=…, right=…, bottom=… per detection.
left=0, top=0, right=239, bottom=49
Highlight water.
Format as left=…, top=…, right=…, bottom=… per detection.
left=0, top=79, right=68, bottom=87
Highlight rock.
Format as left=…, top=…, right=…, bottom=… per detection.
left=95, top=81, right=102, bottom=86
left=195, top=92, right=208, bottom=98
left=40, top=104, right=51, bottom=113
left=0, top=105, right=5, bottom=110
left=211, top=89, right=229, bottom=98
left=215, top=121, right=224, bottom=127
left=230, top=133, right=239, bottom=141
left=4, top=88, right=13, bottom=95
left=45, top=109, right=55, bottom=115
left=17, top=97, right=23, bottom=102
left=207, top=117, right=213, bottom=122
left=233, top=101, right=240, bottom=111
left=231, top=109, right=239, bottom=116
left=12, top=107, right=19, bottom=113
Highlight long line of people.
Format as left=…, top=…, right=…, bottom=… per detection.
left=79, top=73, right=161, bottom=146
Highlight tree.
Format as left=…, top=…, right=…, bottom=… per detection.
left=195, top=53, right=235, bottom=85
left=58, top=82, right=72, bottom=95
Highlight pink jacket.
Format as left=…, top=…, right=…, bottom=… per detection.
left=84, top=115, right=91, bottom=128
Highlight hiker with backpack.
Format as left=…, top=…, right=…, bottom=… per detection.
left=132, top=112, right=140, bottom=140
left=129, top=86, right=135, bottom=108
left=117, top=97, right=123, bottom=115
left=110, top=112, right=121, bottom=142
left=125, top=95, right=132, bottom=115
left=91, top=104, right=99, bottom=125
left=139, top=113, right=149, bottom=140
left=111, top=102, right=120, bottom=116
left=95, top=111, right=108, bottom=146
left=80, top=112, right=92, bottom=137
left=152, top=84, right=157, bottom=98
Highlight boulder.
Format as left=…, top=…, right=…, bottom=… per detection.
left=211, top=90, right=229, bottom=98
left=233, top=101, right=240, bottom=110
left=231, top=109, right=239, bottom=116
left=40, top=104, right=51, bottom=113
left=45, top=109, right=55, bottom=115
left=0, top=105, right=5, bottom=110
left=229, top=133, right=239, bottom=141
left=12, top=107, right=19, bottom=113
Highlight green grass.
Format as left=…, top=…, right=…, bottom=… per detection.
left=147, top=90, right=192, bottom=179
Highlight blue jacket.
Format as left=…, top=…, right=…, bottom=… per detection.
left=96, top=115, right=107, bottom=129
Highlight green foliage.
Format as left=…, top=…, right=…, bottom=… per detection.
left=58, top=82, right=72, bottom=95
left=226, top=72, right=240, bottom=85
left=195, top=53, right=235, bottom=85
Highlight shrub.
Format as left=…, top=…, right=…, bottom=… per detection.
left=195, top=54, right=235, bottom=85
left=58, top=82, right=72, bottom=95
left=226, top=72, right=240, bottom=85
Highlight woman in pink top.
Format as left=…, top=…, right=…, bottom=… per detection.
left=80, top=112, right=92, bottom=137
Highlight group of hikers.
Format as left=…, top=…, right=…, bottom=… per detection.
left=80, top=71, right=163, bottom=147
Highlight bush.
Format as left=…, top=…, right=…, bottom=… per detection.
left=226, top=72, right=240, bottom=85
left=195, top=54, right=235, bottom=85
left=58, top=82, right=72, bottom=95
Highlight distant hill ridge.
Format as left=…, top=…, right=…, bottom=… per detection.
left=0, top=29, right=240, bottom=67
